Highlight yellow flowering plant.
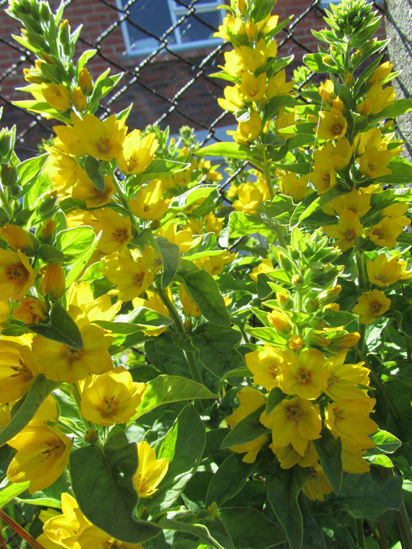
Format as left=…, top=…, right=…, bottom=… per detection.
left=0, top=0, right=411, bottom=548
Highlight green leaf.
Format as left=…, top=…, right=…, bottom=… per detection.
left=267, top=468, right=309, bottom=549
left=369, top=430, right=402, bottom=454
left=30, top=302, right=83, bottom=350
left=84, top=156, right=105, bottom=191
left=17, top=153, right=48, bottom=187
left=134, top=375, right=216, bottom=418
left=0, top=375, right=58, bottom=447
left=178, top=261, right=230, bottom=327
left=66, top=231, right=101, bottom=287
left=303, top=53, right=339, bottom=74
left=219, top=507, right=286, bottom=548
left=333, top=471, right=402, bottom=520
left=147, top=404, right=206, bottom=513
left=37, top=244, right=66, bottom=263
left=229, top=211, right=273, bottom=239
left=70, top=439, right=161, bottom=544
left=220, top=406, right=269, bottom=449
left=191, top=324, right=244, bottom=379
left=266, top=388, right=285, bottom=415
left=158, top=516, right=226, bottom=549
left=206, top=453, right=254, bottom=507
left=194, top=142, right=250, bottom=161
left=314, top=429, right=342, bottom=494
left=128, top=159, right=189, bottom=187
left=55, top=226, right=97, bottom=262
left=370, top=98, right=412, bottom=121
left=156, top=236, right=180, bottom=288
left=170, top=185, right=217, bottom=210
left=0, top=482, right=30, bottom=509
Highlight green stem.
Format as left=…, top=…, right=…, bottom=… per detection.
left=355, top=518, right=365, bottom=549
left=110, top=173, right=141, bottom=235
left=396, top=497, right=412, bottom=549
left=0, top=180, right=12, bottom=219
left=262, top=148, right=274, bottom=201
left=156, top=286, right=203, bottom=385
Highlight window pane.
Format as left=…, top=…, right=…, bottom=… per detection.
left=178, top=11, right=221, bottom=43
left=125, top=0, right=176, bottom=49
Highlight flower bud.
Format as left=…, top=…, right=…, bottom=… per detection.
left=40, top=263, right=66, bottom=299
left=287, top=335, right=303, bottom=351
left=38, top=219, right=56, bottom=241
left=79, top=67, right=93, bottom=95
left=1, top=165, right=18, bottom=188
left=267, top=309, right=292, bottom=334
left=333, top=331, right=360, bottom=348
left=277, top=290, right=292, bottom=309
left=73, top=87, right=87, bottom=111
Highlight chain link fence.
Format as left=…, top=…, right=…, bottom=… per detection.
left=0, top=0, right=387, bottom=158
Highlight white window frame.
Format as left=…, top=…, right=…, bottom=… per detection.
left=116, top=0, right=226, bottom=57
left=319, top=0, right=383, bottom=8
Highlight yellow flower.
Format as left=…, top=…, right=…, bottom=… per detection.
left=0, top=403, right=11, bottom=427
left=325, top=396, right=378, bottom=454
left=39, top=263, right=66, bottom=299
left=41, top=83, right=71, bottom=112
left=0, top=249, right=36, bottom=300
left=357, top=148, right=392, bottom=178
left=104, top=248, right=154, bottom=302
left=33, top=322, right=113, bottom=382
left=80, top=367, right=146, bottom=426
left=79, top=67, right=93, bottom=95
left=342, top=449, right=370, bottom=474
left=0, top=336, right=39, bottom=403
left=0, top=224, right=35, bottom=253
left=275, top=107, right=295, bottom=138
left=7, top=425, right=72, bottom=493
left=41, top=492, right=90, bottom=548
left=194, top=251, right=235, bottom=277
left=45, top=147, right=80, bottom=194
left=130, top=179, right=169, bottom=221
left=382, top=202, right=408, bottom=218
left=358, top=83, right=395, bottom=116
left=233, top=180, right=266, bottom=214
left=310, top=164, right=337, bottom=195
left=323, top=210, right=363, bottom=252
left=68, top=208, right=132, bottom=255
left=274, top=441, right=318, bottom=470
left=228, top=110, right=263, bottom=145
left=12, top=297, right=47, bottom=324
left=352, top=289, right=391, bottom=325
left=133, top=290, right=170, bottom=336
left=221, top=49, right=244, bottom=77
left=245, top=345, right=283, bottom=391
left=302, top=465, right=332, bottom=501
left=236, top=38, right=277, bottom=72
left=226, top=387, right=269, bottom=463
left=73, top=86, right=87, bottom=111
left=71, top=168, right=115, bottom=208
left=132, top=441, right=169, bottom=498
left=318, top=79, right=334, bottom=102
left=116, top=130, right=158, bottom=175
left=239, top=71, right=267, bottom=102
left=279, top=349, right=329, bottom=400
left=365, top=216, right=409, bottom=248
left=260, top=397, right=322, bottom=456
left=279, top=172, right=308, bottom=201
left=266, top=70, right=294, bottom=98
left=368, top=61, right=393, bottom=85
left=317, top=109, right=347, bottom=140
left=217, top=85, right=244, bottom=112
left=157, top=224, right=195, bottom=253
left=66, top=281, right=121, bottom=324
left=249, top=258, right=274, bottom=281
left=325, top=351, right=370, bottom=401
left=324, top=190, right=371, bottom=218
left=367, top=253, right=410, bottom=287
left=179, top=284, right=201, bottom=318
left=78, top=525, right=143, bottom=549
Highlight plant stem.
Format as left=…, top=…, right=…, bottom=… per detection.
left=0, top=180, right=12, bottom=219
left=0, top=509, right=46, bottom=549
left=262, top=148, right=274, bottom=201
left=156, top=286, right=203, bottom=385
left=355, top=518, right=364, bottom=549
left=110, top=173, right=141, bottom=235
left=396, top=497, right=412, bottom=549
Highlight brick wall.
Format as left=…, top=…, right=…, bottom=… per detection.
left=0, top=0, right=386, bottom=154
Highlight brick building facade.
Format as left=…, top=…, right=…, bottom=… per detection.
left=0, top=0, right=385, bottom=154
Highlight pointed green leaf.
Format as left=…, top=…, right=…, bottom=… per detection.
left=156, top=236, right=180, bottom=288
left=70, top=438, right=161, bottom=544
left=219, top=507, right=286, bottom=548
left=134, top=375, right=216, bottom=418
left=0, top=375, right=59, bottom=447
left=206, top=453, right=254, bottom=507
left=220, top=406, right=269, bottom=449
left=0, top=482, right=30, bottom=509
left=314, top=429, right=342, bottom=494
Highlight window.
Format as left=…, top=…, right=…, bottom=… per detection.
left=117, top=0, right=225, bottom=56
left=319, top=0, right=383, bottom=8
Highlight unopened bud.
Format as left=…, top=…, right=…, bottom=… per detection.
left=322, top=302, right=340, bottom=312
left=292, top=274, right=303, bottom=286
left=287, top=335, right=303, bottom=351
left=0, top=223, right=36, bottom=254
left=79, top=67, right=93, bottom=95
left=40, top=263, right=66, bottom=299
left=334, top=332, right=360, bottom=348
left=38, top=219, right=57, bottom=241
left=277, top=290, right=292, bottom=309
left=73, top=87, right=87, bottom=111
left=85, top=429, right=98, bottom=443
left=1, top=165, right=18, bottom=187
left=267, top=309, right=292, bottom=334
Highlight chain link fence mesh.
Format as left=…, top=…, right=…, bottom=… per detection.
left=0, top=1, right=388, bottom=544
left=0, top=0, right=387, bottom=157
